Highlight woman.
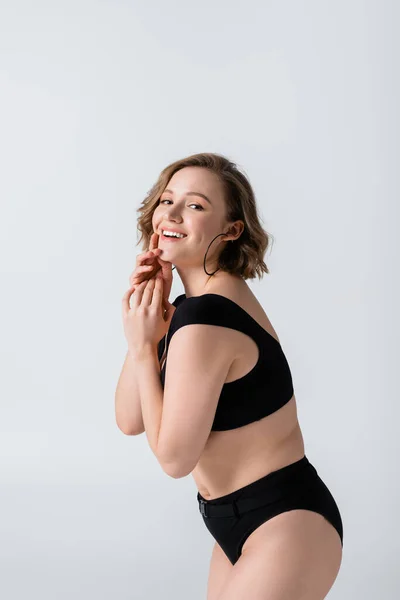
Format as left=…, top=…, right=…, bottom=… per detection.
left=116, top=152, right=344, bottom=600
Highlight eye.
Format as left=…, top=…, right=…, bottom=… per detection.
left=160, top=199, right=203, bottom=210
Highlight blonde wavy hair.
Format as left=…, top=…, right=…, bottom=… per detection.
left=136, top=152, right=274, bottom=280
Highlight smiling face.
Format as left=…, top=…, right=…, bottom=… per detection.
left=152, top=166, right=235, bottom=273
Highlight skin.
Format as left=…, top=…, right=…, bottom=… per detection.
left=208, top=512, right=343, bottom=600
left=151, top=166, right=245, bottom=298
left=148, top=166, right=343, bottom=598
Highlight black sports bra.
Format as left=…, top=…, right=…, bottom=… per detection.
left=157, top=293, right=294, bottom=431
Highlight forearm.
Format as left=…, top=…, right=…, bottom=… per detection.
left=132, top=345, right=165, bottom=466
left=115, top=350, right=144, bottom=435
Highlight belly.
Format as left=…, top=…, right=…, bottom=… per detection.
left=191, top=395, right=305, bottom=500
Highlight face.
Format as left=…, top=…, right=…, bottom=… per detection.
left=152, top=166, right=234, bottom=272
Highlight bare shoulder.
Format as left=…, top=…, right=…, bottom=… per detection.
left=167, top=302, right=241, bottom=371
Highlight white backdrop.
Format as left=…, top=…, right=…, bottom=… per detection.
left=1, top=1, right=399, bottom=598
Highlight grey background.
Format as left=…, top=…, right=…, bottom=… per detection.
left=1, top=1, right=399, bottom=598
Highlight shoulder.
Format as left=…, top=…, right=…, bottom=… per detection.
left=166, top=294, right=240, bottom=368
left=169, top=293, right=237, bottom=335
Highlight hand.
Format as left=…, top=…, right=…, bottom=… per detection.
left=129, top=232, right=174, bottom=312
left=122, top=272, right=176, bottom=357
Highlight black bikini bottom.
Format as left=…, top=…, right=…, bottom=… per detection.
left=197, top=455, right=343, bottom=565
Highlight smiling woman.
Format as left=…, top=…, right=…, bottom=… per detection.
left=117, top=152, right=344, bottom=600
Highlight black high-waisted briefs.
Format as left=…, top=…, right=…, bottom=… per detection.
left=197, top=455, right=343, bottom=565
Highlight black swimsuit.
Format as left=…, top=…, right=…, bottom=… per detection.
left=158, top=293, right=344, bottom=564
left=158, top=293, right=294, bottom=431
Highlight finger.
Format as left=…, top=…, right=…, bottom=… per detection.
left=151, top=274, right=163, bottom=306
left=122, top=282, right=142, bottom=316
left=130, top=281, right=147, bottom=309
left=149, top=231, right=159, bottom=252
left=136, top=249, right=158, bottom=267
left=141, top=277, right=155, bottom=305
left=129, top=266, right=154, bottom=286
left=130, top=265, right=153, bottom=280
left=151, top=232, right=162, bottom=254
left=154, top=259, right=170, bottom=296
left=130, top=254, right=159, bottom=284
left=131, top=265, right=153, bottom=280
left=121, top=286, right=133, bottom=317
left=156, top=255, right=170, bottom=267
left=149, top=233, right=155, bottom=251
left=156, top=255, right=173, bottom=276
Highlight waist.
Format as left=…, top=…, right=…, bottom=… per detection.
left=193, top=432, right=305, bottom=501
left=197, top=454, right=316, bottom=505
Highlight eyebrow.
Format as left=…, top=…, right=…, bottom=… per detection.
left=162, top=188, right=212, bottom=205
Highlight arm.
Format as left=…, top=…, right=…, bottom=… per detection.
left=156, top=324, right=235, bottom=477
left=115, top=287, right=182, bottom=435
left=133, top=345, right=175, bottom=476
left=116, top=293, right=175, bottom=435
left=114, top=349, right=145, bottom=435
left=115, top=335, right=166, bottom=435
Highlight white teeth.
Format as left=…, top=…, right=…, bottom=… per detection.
left=162, top=230, right=185, bottom=238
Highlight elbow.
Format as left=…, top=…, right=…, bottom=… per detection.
left=160, top=458, right=193, bottom=479
left=116, top=420, right=145, bottom=436
left=157, top=439, right=195, bottom=478
left=162, top=465, right=188, bottom=479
